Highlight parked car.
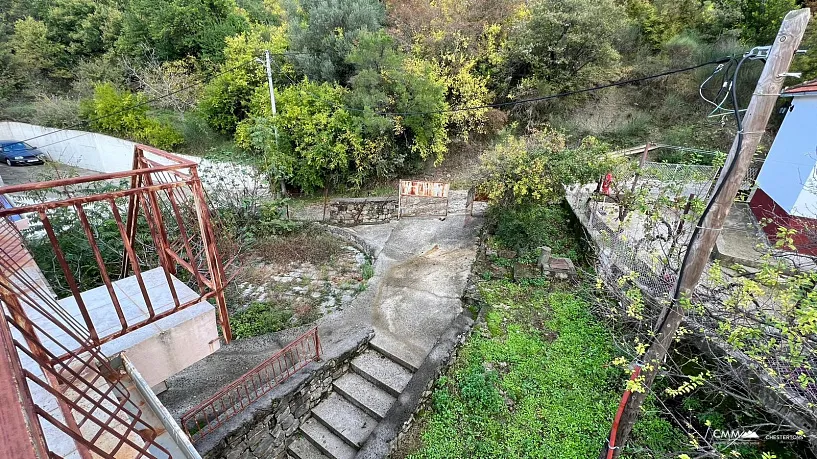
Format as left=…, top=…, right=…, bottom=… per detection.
left=0, top=140, right=46, bottom=166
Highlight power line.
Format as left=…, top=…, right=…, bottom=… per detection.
left=269, top=57, right=732, bottom=117
left=16, top=55, right=732, bottom=149
left=375, top=57, right=733, bottom=116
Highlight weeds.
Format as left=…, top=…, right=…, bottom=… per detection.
left=408, top=280, right=684, bottom=458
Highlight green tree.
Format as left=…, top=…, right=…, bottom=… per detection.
left=8, top=17, right=65, bottom=79
left=500, top=0, right=626, bottom=101
left=80, top=82, right=184, bottom=149
left=478, top=127, right=611, bottom=206
left=346, top=31, right=450, bottom=163
left=284, top=0, right=385, bottom=83
left=42, top=0, right=122, bottom=61
left=721, top=0, right=799, bottom=44
left=792, top=19, right=817, bottom=80
left=239, top=79, right=375, bottom=191
left=199, top=22, right=290, bottom=133
left=117, top=0, right=249, bottom=62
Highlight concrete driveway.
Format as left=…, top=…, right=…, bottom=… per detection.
left=319, top=190, right=484, bottom=369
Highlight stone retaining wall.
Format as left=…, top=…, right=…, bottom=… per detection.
left=328, top=197, right=397, bottom=225
left=198, top=330, right=373, bottom=459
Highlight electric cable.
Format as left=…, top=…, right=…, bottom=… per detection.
left=665, top=51, right=754, bottom=330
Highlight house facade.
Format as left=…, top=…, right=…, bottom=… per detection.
left=750, top=79, right=817, bottom=254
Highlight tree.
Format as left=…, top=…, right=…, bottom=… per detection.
left=477, top=127, right=611, bottom=206
left=42, top=0, right=122, bottom=61
left=238, top=79, right=376, bottom=192
left=8, top=17, right=65, bottom=79
left=199, top=22, right=290, bottom=133
left=117, top=0, right=249, bottom=62
left=720, top=0, right=799, bottom=44
left=80, top=82, right=184, bottom=149
left=792, top=18, right=817, bottom=80
left=346, top=31, right=451, bottom=164
left=500, top=0, right=626, bottom=104
left=284, top=0, right=385, bottom=83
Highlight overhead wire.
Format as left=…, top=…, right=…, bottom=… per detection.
left=664, top=49, right=759, bottom=330
left=12, top=54, right=732, bottom=150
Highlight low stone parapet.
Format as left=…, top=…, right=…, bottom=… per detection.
left=328, top=197, right=398, bottom=226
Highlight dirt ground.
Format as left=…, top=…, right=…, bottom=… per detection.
left=0, top=161, right=98, bottom=187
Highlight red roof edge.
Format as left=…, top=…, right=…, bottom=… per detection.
left=783, top=78, right=817, bottom=95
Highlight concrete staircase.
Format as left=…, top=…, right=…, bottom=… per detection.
left=287, top=340, right=419, bottom=459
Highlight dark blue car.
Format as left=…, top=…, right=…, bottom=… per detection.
left=0, top=140, right=46, bottom=166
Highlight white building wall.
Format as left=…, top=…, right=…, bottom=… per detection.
left=756, top=95, right=817, bottom=215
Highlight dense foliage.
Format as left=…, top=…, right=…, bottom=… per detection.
left=1, top=0, right=813, bottom=190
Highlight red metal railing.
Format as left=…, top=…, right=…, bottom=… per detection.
left=0, top=145, right=233, bottom=349
left=181, top=327, right=321, bottom=441
left=0, top=145, right=234, bottom=458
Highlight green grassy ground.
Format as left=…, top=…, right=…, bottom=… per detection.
left=406, top=278, right=685, bottom=459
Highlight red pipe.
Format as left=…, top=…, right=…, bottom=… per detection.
left=607, top=365, right=642, bottom=459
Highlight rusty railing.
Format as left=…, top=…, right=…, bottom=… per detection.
left=181, top=326, right=321, bottom=441
left=0, top=145, right=233, bottom=458
left=0, top=145, right=233, bottom=349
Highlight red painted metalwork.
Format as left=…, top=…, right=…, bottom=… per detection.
left=750, top=187, right=817, bottom=256
left=0, top=144, right=235, bottom=458
left=0, top=217, right=173, bottom=458
left=180, top=326, right=322, bottom=441
left=0, top=144, right=233, bottom=347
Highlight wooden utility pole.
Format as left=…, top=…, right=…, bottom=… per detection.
left=601, top=9, right=811, bottom=459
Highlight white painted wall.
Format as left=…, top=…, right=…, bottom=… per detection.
left=0, top=121, right=138, bottom=172
left=756, top=95, right=817, bottom=216
left=0, top=121, right=268, bottom=195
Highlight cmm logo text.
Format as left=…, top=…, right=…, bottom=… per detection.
left=713, top=430, right=761, bottom=442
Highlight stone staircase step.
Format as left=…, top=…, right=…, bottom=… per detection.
left=287, top=435, right=328, bottom=459
left=300, top=418, right=356, bottom=459
left=312, top=392, right=377, bottom=448
left=351, top=349, right=413, bottom=397
left=334, top=372, right=396, bottom=420
left=370, top=335, right=423, bottom=371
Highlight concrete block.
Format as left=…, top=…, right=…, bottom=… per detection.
left=350, top=350, right=413, bottom=397
left=300, top=418, right=356, bottom=459
left=537, top=246, right=552, bottom=269
left=287, top=436, right=328, bottom=459
left=333, top=372, right=395, bottom=420
left=311, top=392, right=377, bottom=448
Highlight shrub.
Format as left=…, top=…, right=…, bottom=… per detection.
left=492, top=202, right=581, bottom=260
left=477, top=127, right=613, bottom=206
left=231, top=301, right=294, bottom=339
left=80, top=82, right=184, bottom=149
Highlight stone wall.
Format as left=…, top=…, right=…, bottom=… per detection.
left=328, top=197, right=397, bottom=225
left=198, top=330, right=373, bottom=459
left=357, top=310, right=479, bottom=459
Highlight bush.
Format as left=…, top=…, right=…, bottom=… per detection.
left=231, top=301, right=294, bottom=339
left=477, top=127, right=613, bottom=206
left=492, top=202, right=581, bottom=260
left=80, top=82, right=184, bottom=149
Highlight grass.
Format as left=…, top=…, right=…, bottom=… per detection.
left=406, top=280, right=685, bottom=458
left=230, top=301, right=296, bottom=339
left=251, top=227, right=346, bottom=266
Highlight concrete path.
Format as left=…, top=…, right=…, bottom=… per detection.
left=315, top=190, right=483, bottom=369
left=290, top=191, right=484, bottom=458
